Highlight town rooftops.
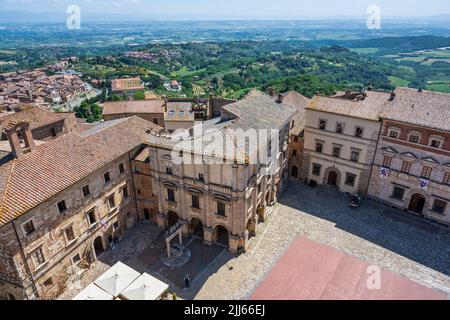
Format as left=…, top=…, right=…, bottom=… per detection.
left=279, top=91, right=310, bottom=136
left=307, top=90, right=391, bottom=121
left=0, top=117, right=163, bottom=227
left=0, top=105, right=65, bottom=132
left=111, top=78, right=144, bottom=92
left=102, top=100, right=166, bottom=116
left=381, top=87, right=450, bottom=131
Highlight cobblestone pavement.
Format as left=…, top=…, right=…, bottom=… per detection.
left=193, top=183, right=450, bottom=300
left=61, top=183, right=450, bottom=300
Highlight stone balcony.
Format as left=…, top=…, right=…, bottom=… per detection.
left=209, top=183, right=232, bottom=195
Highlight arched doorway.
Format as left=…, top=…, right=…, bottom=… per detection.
left=167, top=211, right=180, bottom=228
left=215, top=225, right=229, bottom=247
left=327, top=170, right=338, bottom=187
left=291, top=166, right=298, bottom=178
left=189, top=218, right=204, bottom=239
left=93, top=236, right=104, bottom=258
left=409, top=194, right=426, bottom=214
left=144, top=209, right=151, bottom=220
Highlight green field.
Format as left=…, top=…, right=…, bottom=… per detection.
left=389, top=76, right=410, bottom=87
left=350, top=48, right=380, bottom=54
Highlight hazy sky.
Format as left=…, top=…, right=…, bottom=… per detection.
left=2, top=0, right=450, bottom=18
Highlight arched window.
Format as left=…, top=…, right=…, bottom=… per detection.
left=291, top=166, right=299, bottom=178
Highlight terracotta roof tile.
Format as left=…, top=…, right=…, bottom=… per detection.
left=102, top=100, right=165, bottom=116
left=381, top=88, right=450, bottom=131
left=0, top=117, right=162, bottom=226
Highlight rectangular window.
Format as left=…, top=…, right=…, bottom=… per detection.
left=113, top=221, right=120, bottom=231
left=104, top=172, right=111, bottom=184
left=64, top=226, right=75, bottom=243
left=316, top=142, right=323, bottom=153
left=345, top=173, right=357, bottom=187
left=108, top=195, right=116, bottom=211
left=351, top=150, right=360, bottom=162
left=392, top=187, right=405, bottom=201
left=192, top=195, right=200, bottom=209
left=43, top=278, right=53, bottom=287
left=152, top=118, right=159, bottom=125
left=217, top=202, right=226, bottom=216
left=87, top=209, right=97, bottom=226
left=292, top=149, right=297, bottom=157
left=389, top=130, right=399, bottom=139
left=198, top=174, right=205, bottom=183
left=332, top=146, right=341, bottom=158
left=355, top=127, right=363, bottom=138
left=167, top=189, right=175, bottom=203
left=119, top=163, right=125, bottom=174
left=409, top=135, right=420, bottom=144
left=443, top=172, right=450, bottom=185
left=432, top=199, right=447, bottom=215
left=166, top=167, right=173, bottom=175
left=72, top=254, right=81, bottom=265
left=336, top=123, right=344, bottom=134
left=312, top=164, right=322, bottom=176
left=23, top=220, right=35, bottom=236
left=319, top=120, right=327, bottom=131
left=401, top=161, right=412, bottom=174
left=33, top=248, right=45, bottom=266
left=383, top=156, right=392, bottom=168
left=421, top=166, right=432, bottom=179
left=431, top=140, right=441, bottom=148
left=122, top=186, right=129, bottom=199
left=82, top=185, right=91, bottom=197
left=57, top=200, right=67, bottom=214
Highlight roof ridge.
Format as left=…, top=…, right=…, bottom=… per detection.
left=0, top=159, right=16, bottom=222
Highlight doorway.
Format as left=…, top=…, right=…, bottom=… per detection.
left=327, top=170, right=338, bottom=187
left=93, top=236, right=104, bottom=258
left=189, top=218, right=204, bottom=239
left=408, top=194, right=426, bottom=214
left=215, top=225, right=229, bottom=247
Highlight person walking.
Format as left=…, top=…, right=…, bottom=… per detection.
left=184, top=274, right=191, bottom=289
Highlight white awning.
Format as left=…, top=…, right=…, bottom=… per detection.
left=72, top=283, right=114, bottom=301
left=94, top=262, right=141, bottom=297
left=120, top=273, right=169, bottom=301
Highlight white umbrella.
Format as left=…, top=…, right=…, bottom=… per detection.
left=72, top=283, right=114, bottom=300
left=120, top=273, right=169, bottom=301
left=94, top=262, right=141, bottom=297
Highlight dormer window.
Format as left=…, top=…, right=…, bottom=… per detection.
left=409, top=135, right=420, bottom=144
left=355, top=127, right=363, bottom=138
left=429, top=135, right=445, bottom=149
left=388, top=128, right=400, bottom=139
left=319, top=120, right=327, bottom=131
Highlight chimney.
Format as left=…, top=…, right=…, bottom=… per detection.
left=277, top=93, right=284, bottom=104
left=208, top=94, right=214, bottom=119
left=162, top=95, right=168, bottom=113
left=389, top=92, right=396, bottom=101
left=6, top=122, right=36, bottom=159
left=418, top=88, right=423, bottom=93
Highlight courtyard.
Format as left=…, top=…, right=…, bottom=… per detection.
left=61, top=182, right=450, bottom=300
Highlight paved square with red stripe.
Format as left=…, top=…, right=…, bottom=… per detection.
left=251, top=237, right=448, bottom=300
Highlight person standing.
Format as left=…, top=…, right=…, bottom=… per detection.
left=184, top=274, right=190, bottom=289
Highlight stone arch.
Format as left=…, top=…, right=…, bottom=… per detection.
left=323, top=166, right=342, bottom=187
left=212, top=223, right=231, bottom=247
left=167, top=210, right=181, bottom=228
left=189, top=217, right=204, bottom=239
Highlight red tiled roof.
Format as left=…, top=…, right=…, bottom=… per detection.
left=102, top=100, right=165, bottom=116
left=0, top=117, right=162, bottom=226
left=0, top=106, right=65, bottom=131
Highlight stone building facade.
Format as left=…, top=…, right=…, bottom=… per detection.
left=368, top=88, right=450, bottom=226
left=0, top=117, right=162, bottom=300
left=146, top=90, right=296, bottom=252
left=303, top=90, right=391, bottom=194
